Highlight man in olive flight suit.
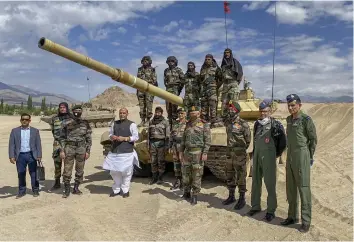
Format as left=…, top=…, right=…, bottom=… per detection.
left=247, top=100, right=287, bottom=221
left=281, top=94, right=317, bottom=233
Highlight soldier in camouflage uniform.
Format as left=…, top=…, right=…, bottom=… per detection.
left=180, top=105, right=211, bottom=205
left=220, top=48, right=243, bottom=121
left=183, top=62, right=201, bottom=117
left=164, top=56, right=185, bottom=129
left=199, top=54, right=223, bottom=128
left=137, top=56, right=158, bottom=127
left=49, top=102, right=72, bottom=190
left=222, top=101, right=251, bottom=210
left=148, top=106, right=170, bottom=185
left=169, top=107, right=187, bottom=190
left=59, top=105, right=92, bottom=198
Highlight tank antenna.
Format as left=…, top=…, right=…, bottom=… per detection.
left=87, top=76, right=91, bottom=102
left=271, top=1, right=277, bottom=103
left=223, top=1, right=231, bottom=48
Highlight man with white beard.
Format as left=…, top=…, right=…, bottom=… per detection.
left=102, top=108, right=139, bottom=198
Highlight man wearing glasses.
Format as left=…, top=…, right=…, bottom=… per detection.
left=8, top=113, right=42, bottom=198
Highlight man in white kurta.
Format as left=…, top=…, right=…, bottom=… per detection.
left=102, top=108, right=139, bottom=198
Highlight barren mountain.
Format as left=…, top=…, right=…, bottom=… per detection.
left=90, top=86, right=139, bottom=108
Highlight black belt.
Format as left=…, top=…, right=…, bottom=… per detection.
left=20, top=151, right=31, bottom=154
left=66, top=141, right=86, bottom=146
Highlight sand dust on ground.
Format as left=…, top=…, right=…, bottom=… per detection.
left=0, top=103, right=352, bottom=241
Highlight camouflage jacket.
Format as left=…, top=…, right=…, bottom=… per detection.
left=169, top=119, right=187, bottom=147
left=180, top=118, right=211, bottom=155
left=148, top=118, right=170, bottom=141
left=225, top=116, right=251, bottom=151
left=59, top=117, right=93, bottom=154
left=164, top=66, right=185, bottom=92
left=50, top=114, right=70, bottom=151
left=199, top=66, right=222, bottom=97
left=183, top=71, right=201, bottom=100
left=137, top=66, right=158, bottom=86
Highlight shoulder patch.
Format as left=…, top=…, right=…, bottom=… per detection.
left=304, top=115, right=311, bottom=120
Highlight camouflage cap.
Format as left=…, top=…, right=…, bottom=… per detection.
left=166, top=56, right=178, bottom=65
left=177, top=107, right=186, bottom=113
left=286, top=94, right=301, bottom=104
left=188, top=105, right=200, bottom=112
left=141, top=56, right=152, bottom=64
left=72, top=105, right=82, bottom=111
left=229, top=100, right=241, bottom=113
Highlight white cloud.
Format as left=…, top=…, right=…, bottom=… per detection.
left=242, top=1, right=270, bottom=11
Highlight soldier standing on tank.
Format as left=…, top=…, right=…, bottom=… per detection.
left=281, top=94, right=317, bottom=233
left=183, top=62, right=201, bottom=117
left=220, top=48, right=243, bottom=122
left=222, top=101, right=251, bottom=210
left=180, top=105, right=211, bottom=205
left=137, top=56, right=158, bottom=127
left=49, top=102, right=72, bottom=191
left=199, top=54, right=223, bottom=128
left=164, top=56, right=185, bottom=130
left=59, top=105, right=92, bottom=198
left=148, top=106, right=170, bottom=185
left=247, top=100, right=287, bottom=221
left=169, top=107, right=187, bottom=190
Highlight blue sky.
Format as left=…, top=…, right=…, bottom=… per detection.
left=0, top=1, right=352, bottom=102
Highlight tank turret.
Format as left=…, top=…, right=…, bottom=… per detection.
left=38, top=37, right=287, bottom=181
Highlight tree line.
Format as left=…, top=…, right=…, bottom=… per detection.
left=0, top=95, right=58, bottom=116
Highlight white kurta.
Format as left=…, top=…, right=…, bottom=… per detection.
left=102, top=121, right=140, bottom=194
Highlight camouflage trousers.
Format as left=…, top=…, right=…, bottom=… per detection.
left=166, top=86, right=180, bottom=124
left=137, top=91, right=154, bottom=120
left=52, top=151, right=63, bottom=179
left=172, top=143, right=182, bottom=177
left=183, top=95, right=199, bottom=119
left=201, top=96, right=217, bottom=122
left=182, top=149, right=204, bottom=195
left=62, top=145, right=86, bottom=184
left=226, top=149, right=247, bottom=193
left=221, top=82, right=239, bottom=118
left=150, top=140, right=167, bottom=174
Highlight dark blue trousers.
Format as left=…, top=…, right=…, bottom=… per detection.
left=16, top=152, right=39, bottom=194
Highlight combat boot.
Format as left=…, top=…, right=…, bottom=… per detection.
left=234, top=192, right=246, bottom=210
left=157, top=173, right=164, bottom=185
left=62, top=183, right=71, bottom=198
left=222, top=189, right=236, bottom=205
left=149, top=173, right=158, bottom=185
left=191, top=195, right=197, bottom=205
left=72, top=182, right=82, bottom=195
left=50, top=178, right=61, bottom=191
left=181, top=191, right=191, bottom=201
left=170, top=176, right=182, bottom=190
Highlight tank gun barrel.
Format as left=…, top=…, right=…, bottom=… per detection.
left=37, top=37, right=183, bottom=106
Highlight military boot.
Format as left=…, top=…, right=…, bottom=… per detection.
left=50, top=178, right=61, bottom=191
left=62, top=183, right=71, bottom=198
left=222, top=189, right=236, bottom=205
left=191, top=195, right=197, bottom=205
left=234, top=192, right=246, bottom=210
left=72, top=182, right=82, bottom=195
left=170, top=176, right=182, bottom=190
left=157, top=173, right=164, bottom=185
left=181, top=191, right=191, bottom=201
left=149, top=173, right=158, bottom=185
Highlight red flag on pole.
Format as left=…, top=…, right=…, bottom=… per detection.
left=224, top=1, right=230, bottom=14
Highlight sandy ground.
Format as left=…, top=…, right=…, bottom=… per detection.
left=0, top=103, right=352, bottom=241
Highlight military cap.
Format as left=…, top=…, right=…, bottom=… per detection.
left=141, top=56, right=152, bottom=64
left=72, top=105, right=82, bottom=111
left=166, top=56, right=178, bottom=65
left=286, top=94, right=301, bottom=104
left=177, top=107, right=186, bottom=113
left=188, top=105, right=200, bottom=112
left=228, top=100, right=241, bottom=113
left=259, top=100, right=271, bottom=110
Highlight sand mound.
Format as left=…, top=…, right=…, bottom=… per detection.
left=90, top=86, right=138, bottom=108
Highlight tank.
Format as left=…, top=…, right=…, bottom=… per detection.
left=38, top=37, right=287, bottom=181
left=40, top=107, right=115, bottom=129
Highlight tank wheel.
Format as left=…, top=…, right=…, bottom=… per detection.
left=89, top=122, right=95, bottom=129
left=204, top=146, right=227, bottom=182
left=96, top=122, right=103, bottom=128
left=133, top=161, right=151, bottom=178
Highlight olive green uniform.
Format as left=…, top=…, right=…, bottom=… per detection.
left=285, top=111, right=317, bottom=226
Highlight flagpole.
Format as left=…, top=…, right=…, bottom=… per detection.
left=271, top=1, right=277, bottom=103
left=224, top=11, right=228, bottom=48
left=87, top=77, right=91, bottom=102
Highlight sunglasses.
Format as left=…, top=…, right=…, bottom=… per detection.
left=21, top=118, right=30, bottom=121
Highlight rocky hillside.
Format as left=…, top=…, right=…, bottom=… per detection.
left=90, top=86, right=141, bottom=108
left=0, top=81, right=78, bottom=106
